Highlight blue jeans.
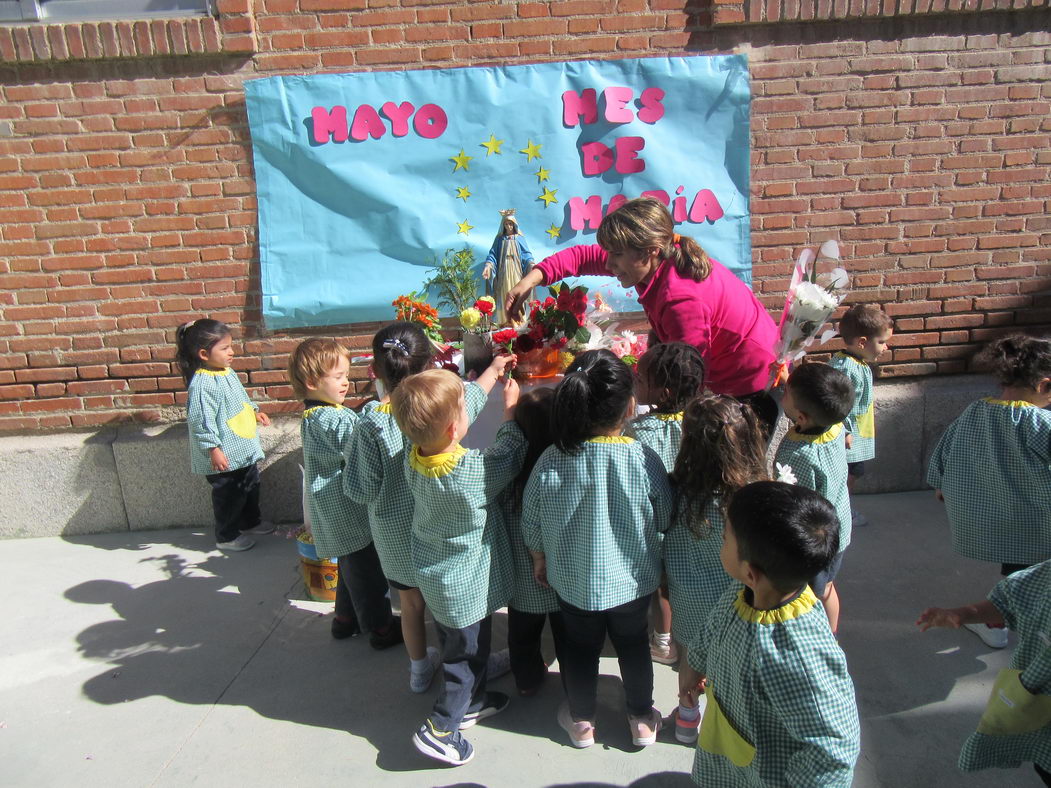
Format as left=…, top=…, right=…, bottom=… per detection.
left=430, top=616, right=492, bottom=732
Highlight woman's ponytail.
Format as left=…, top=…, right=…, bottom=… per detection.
left=669, top=234, right=711, bottom=282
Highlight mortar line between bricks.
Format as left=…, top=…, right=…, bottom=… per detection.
left=147, top=574, right=300, bottom=787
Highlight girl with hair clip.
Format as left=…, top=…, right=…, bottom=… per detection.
left=343, top=321, right=513, bottom=693
left=504, top=197, right=779, bottom=431
left=625, top=341, right=707, bottom=668
left=175, top=319, right=272, bottom=552
left=522, top=349, right=673, bottom=750
left=664, top=395, right=768, bottom=744
left=927, top=333, right=1051, bottom=650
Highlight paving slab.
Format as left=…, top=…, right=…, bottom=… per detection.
left=0, top=492, right=1042, bottom=787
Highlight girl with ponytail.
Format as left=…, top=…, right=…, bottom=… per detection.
left=522, top=349, right=673, bottom=749
left=504, top=198, right=779, bottom=425
left=927, top=333, right=1051, bottom=648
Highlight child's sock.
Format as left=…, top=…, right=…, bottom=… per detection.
left=674, top=701, right=701, bottom=744
left=411, top=655, right=432, bottom=673
left=652, top=631, right=671, bottom=648
left=678, top=702, right=700, bottom=722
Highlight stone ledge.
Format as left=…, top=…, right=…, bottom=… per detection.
left=713, top=0, right=1047, bottom=26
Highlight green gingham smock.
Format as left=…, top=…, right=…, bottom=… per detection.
left=687, top=584, right=860, bottom=787
left=926, top=398, right=1051, bottom=565
left=828, top=351, right=875, bottom=463
left=301, top=403, right=372, bottom=559
left=626, top=411, right=684, bottom=471
left=775, top=423, right=852, bottom=552
left=405, top=421, right=526, bottom=629
left=960, top=560, right=1051, bottom=774
left=522, top=437, right=674, bottom=612
left=498, top=489, right=559, bottom=615
left=664, top=498, right=733, bottom=648
left=343, top=382, right=487, bottom=587
left=186, top=368, right=263, bottom=475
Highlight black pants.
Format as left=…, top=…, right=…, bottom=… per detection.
left=507, top=607, right=567, bottom=692
left=431, top=615, right=492, bottom=732
left=1036, top=763, right=1051, bottom=787
left=205, top=462, right=261, bottom=543
left=557, top=594, right=653, bottom=721
left=334, top=543, right=395, bottom=634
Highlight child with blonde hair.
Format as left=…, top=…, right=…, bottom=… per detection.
left=392, top=367, right=524, bottom=767
left=288, top=338, right=399, bottom=646
left=175, top=319, right=272, bottom=552
left=927, top=334, right=1051, bottom=649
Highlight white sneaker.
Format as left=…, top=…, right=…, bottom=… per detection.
left=243, top=521, right=275, bottom=535
left=217, top=534, right=256, bottom=552
left=964, top=623, right=1008, bottom=649
left=487, top=648, right=511, bottom=680
left=650, top=632, right=678, bottom=665
left=410, top=647, right=440, bottom=694
left=851, top=509, right=869, bottom=528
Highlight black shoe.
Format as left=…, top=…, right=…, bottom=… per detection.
left=459, top=691, right=510, bottom=730
left=331, top=616, right=361, bottom=640
left=369, top=618, right=404, bottom=650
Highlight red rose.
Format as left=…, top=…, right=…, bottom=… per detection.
left=474, top=298, right=494, bottom=316
left=492, top=328, right=518, bottom=346
left=544, top=296, right=556, bottom=308
left=515, top=333, right=537, bottom=354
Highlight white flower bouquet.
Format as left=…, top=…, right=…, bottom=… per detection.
left=767, top=240, right=850, bottom=390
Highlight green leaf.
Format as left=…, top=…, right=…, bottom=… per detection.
left=574, top=326, right=591, bottom=343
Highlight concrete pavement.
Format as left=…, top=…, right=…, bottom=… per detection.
left=0, top=491, right=1040, bottom=787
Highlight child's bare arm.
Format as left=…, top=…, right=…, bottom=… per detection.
left=209, top=447, right=229, bottom=472
left=917, top=600, right=1004, bottom=631
left=529, top=550, right=550, bottom=588
left=475, top=352, right=515, bottom=394
left=502, top=376, right=520, bottom=422
left=934, top=488, right=944, bottom=502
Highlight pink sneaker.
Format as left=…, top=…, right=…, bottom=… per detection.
left=628, top=707, right=662, bottom=746
left=557, top=703, right=595, bottom=749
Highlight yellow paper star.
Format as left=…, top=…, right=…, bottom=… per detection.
left=520, top=139, right=543, bottom=162
left=535, top=166, right=550, bottom=183
left=480, top=134, right=504, bottom=156
left=457, top=219, right=474, bottom=236
left=546, top=224, right=561, bottom=240
left=451, top=149, right=473, bottom=171
left=456, top=186, right=471, bottom=202
left=538, top=187, right=558, bottom=207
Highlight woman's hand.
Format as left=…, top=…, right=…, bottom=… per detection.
left=504, top=268, right=546, bottom=322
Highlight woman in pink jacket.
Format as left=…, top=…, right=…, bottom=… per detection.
left=506, top=198, right=779, bottom=430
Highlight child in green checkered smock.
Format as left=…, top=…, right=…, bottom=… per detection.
left=679, top=481, right=860, bottom=788
left=625, top=342, right=706, bottom=669
left=391, top=366, right=521, bottom=767
left=176, top=319, right=271, bottom=552
left=662, top=395, right=768, bottom=745
left=827, top=304, right=894, bottom=527
left=343, top=322, right=512, bottom=695
left=775, top=362, right=855, bottom=635
left=523, top=350, right=673, bottom=750
left=918, top=560, right=1051, bottom=784
left=926, top=334, right=1051, bottom=648
left=288, top=338, right=399, bottom=648
left=498, top=387, right=567, bottom=697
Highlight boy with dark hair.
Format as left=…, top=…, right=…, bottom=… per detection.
left=680, top=481, right=860, bottom=787
left=775, top=362, right=854, bottom=633
left=828, top=304, right=894, bottom=527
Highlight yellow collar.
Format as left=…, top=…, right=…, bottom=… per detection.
left=786, top=422, right=842, bottom=445
left=409, top=444, right=467, bottom=477
left=195, top=368, right=230, bottom=377
left=983, top=397, right=1035, bottom=409
left=733, top=586, right=818, bottom=625
left=587, top=435, right=635, bottom=445
left=303, top=403, right=343, bottom=418
left=834, top=351, right=868, bottom=366
left=652, top=411, right=684, bottom=422
left=375, top=402, right=393, bottom=414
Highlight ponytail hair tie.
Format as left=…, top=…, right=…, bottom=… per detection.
left=673, top=233, right=681, bottom=244
left=382, top=338, right=409, bottom=356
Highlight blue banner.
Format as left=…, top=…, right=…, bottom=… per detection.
left=245, top=55, right=751, bottom=330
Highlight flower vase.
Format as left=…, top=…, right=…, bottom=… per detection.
left=462, top=331, right=492, bottom=378
left=515, top=345, right=562, bottom=379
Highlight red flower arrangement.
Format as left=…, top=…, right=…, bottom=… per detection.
left=490, top=284, right=591, bottom=356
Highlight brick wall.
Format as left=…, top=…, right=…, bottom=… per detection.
left=0, top=1, right=1048, bottom=431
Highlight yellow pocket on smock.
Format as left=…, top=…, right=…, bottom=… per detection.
left=699, top=690, right=756, bottom=767
left=977, top=669, right=1051, bottom=736
left=856, top=402, right=875, bottom=438
left=227, top=403, right=257, bottom=439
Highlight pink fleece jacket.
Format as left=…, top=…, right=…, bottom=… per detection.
left=537, top=244, right=778, bottom=396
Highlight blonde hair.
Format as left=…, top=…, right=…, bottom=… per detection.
left=390, top=368, right=463, bottom=446
left=287, top=338, right=350, bottom=399
left=597, top=197, right=711, bottom=282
